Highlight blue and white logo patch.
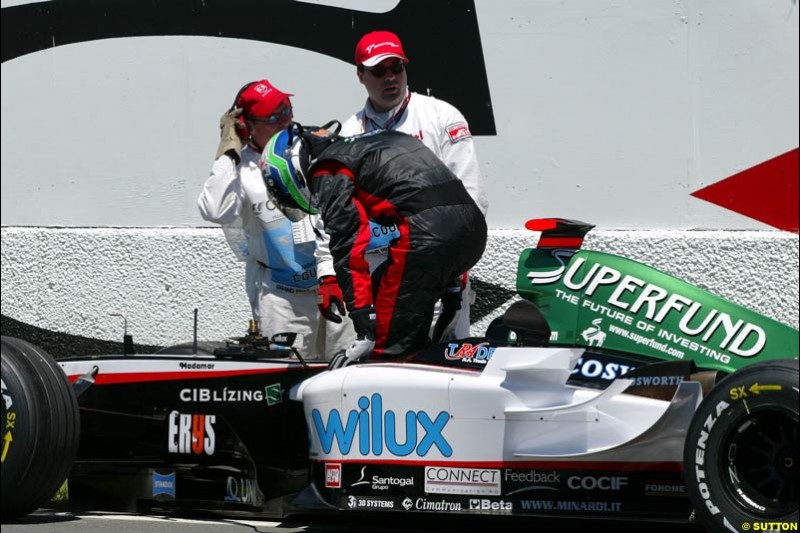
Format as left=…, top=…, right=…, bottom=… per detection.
left=152, top=471, right=176, bottom=498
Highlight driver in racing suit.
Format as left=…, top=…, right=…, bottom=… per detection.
left=316, top=30, right=488, bottom=343
left=262, top=125, right=487, bottom=365
left=198, top=80, right=354, bottom=359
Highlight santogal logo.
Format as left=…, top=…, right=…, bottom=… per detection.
left=311, top=393, right=451, bottom=457
left=351, top=466, right=414, bottom=490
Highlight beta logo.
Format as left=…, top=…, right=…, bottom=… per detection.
left=445, top=343, right=495, bottom=364
left=325, top=463, right=342, bottom=488
left=311, top=393, right=452, bottom=457
left=167, top=411, right=216, bottom=456
left=469, top=499, right=513, bottom=512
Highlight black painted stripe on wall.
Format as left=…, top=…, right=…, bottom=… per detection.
left=0, top=278, right=516, bottom=358
left=1, top=0, right=496, bottom=134
left=1, top=314, right=161, bottom=358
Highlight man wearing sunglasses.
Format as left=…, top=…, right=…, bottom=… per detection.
left=314, top=30, right=488, bottom=344
left=198, top=80, right=355, bottom=359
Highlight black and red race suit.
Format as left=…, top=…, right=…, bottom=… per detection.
left=309, top=130, right=487, bottom=358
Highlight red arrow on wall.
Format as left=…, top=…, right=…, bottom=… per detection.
left=691, top=148, right=799, bottom=234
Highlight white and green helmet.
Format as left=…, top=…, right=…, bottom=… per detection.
left=261, top=125, right=317, bottom=222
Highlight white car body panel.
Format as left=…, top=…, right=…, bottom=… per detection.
left=298, top=347, right=703, bottom=464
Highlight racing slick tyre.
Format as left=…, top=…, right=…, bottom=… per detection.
left=683, top=359, right=798, bottom=533
left=154, top=341, right=227, bottom=355
left=1, top=336, right=80, bottom=522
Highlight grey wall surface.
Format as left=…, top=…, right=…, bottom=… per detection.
left=2, top=228, right=797, bottom=348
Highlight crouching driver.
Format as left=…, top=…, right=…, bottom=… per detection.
left=260, top=123, right=487, bottom=368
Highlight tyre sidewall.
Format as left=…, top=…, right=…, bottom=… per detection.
left=1, top=354, right=34, bottom=493
left=2, top=336, right=80, bottom=522
left=685, top=361, right=799, bottom=533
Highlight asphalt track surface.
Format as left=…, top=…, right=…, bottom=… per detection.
left=4, top=509, right=706, bottom=533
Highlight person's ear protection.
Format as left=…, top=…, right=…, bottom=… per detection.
left=231, top=82, right=254, bottom=142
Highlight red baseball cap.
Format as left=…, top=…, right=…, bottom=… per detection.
left=355, top=30, right=409, bottom=68
left=235, top=80, right=293, bottom=118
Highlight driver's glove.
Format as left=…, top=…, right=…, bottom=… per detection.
left=317, top=276, right=345, bottom=323
left=329, top=306, right=376, bottom=370
left=215, top=107, right=246, bottom=162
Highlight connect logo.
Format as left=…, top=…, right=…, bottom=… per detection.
left=311, top=393, right=452, bottom=457
left=425, top=466, right=500, bottom=495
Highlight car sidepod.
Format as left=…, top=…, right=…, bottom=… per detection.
left=58, top=355, right=325, bottom=515
left=296, top=346, right=703, bottom=519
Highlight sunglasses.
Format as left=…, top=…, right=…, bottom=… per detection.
left=365, top=62, right=406, bottom=77
left=250, top=105, right=293, bottom=125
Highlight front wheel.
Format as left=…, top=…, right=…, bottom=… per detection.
left=1, top=337, right=80, bottom=522
left=684, top=359, right=798, bottom=533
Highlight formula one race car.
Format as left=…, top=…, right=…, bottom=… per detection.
left=2, top=219, right=797, bottom=533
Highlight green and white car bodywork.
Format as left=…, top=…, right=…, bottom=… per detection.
left=517, top=219, right=799, bottom=373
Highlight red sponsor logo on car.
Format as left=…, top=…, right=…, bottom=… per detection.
left=325, top=463, right=342, bottom=488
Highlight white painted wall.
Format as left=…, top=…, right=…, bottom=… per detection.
left=1, top=0, right=798, bottom=345
left=2, top=0, right=798, bottom=229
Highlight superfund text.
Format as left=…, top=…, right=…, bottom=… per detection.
left=562, top=257, right=766, bottom=357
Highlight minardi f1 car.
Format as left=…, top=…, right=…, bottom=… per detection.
left=2, top=219, right=797, bottom=533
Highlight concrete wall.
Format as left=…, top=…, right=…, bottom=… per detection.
left=2, top=227, right=797, bottom=349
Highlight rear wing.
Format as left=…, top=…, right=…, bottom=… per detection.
left=517, top=220, right=800, bottom=373
left=525, top=218, right=595, bottom=249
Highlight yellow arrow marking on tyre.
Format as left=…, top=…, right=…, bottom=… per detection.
left=749, top=383, right=782, bottom=395
left=1, top=431, right=12, bottom=463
